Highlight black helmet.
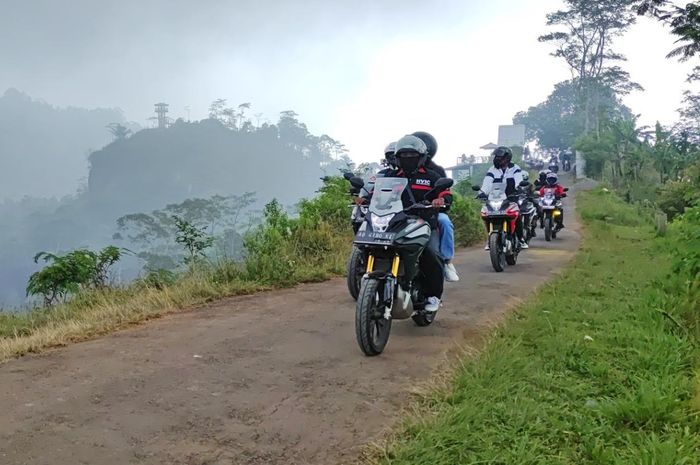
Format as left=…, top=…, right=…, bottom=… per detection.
left=492, top=146, right=513, bottom=168
left=538, top=170, right=548, bottom=182
left=411, top=131, right=438, bottom=159
left=394, top=135, right=428, bottom=174
left=546, top=171, right=558, bottom=186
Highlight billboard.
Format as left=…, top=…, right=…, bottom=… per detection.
left=497, top=124, right=526, bottom=147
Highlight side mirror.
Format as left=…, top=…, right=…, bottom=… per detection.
left=349, top=177, right=365, bottom=191
left=471, top=185, right=481, bottom=191
left=342, top=171, right=355, bottom=181
left=434, top=177, right=454, bottom=191
left=561, top=193, right=568, bottom=198
left=519, top=180, right=530, bottom=187
left=563, top=187, right=570, bottom=192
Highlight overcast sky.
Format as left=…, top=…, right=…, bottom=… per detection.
left=1, top=0, right=696, bottom=170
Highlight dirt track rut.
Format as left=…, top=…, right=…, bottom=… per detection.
left=0, top=182, right=583, bottom=465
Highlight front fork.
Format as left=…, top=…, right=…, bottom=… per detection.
left=365, top=254, right=401, bottom=319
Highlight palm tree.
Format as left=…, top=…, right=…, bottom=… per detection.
left=106, top=123, right=132, bottom=141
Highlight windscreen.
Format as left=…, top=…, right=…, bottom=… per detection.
left=369, top=177, right=408, bottom=217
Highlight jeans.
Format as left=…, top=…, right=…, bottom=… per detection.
left=437, top=213, right=455, bottom=261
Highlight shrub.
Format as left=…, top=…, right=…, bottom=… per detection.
left=450, top=194, right=484, bottom=246
left=658, top=180, right=697, bottom=221
left=26, top=246, right=123, bottom=306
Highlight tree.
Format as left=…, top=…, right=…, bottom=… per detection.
left=106, top=123, right=132, bottom=141
left=636, top=1, right=700, bottom=61
left=539, top=0, right=641, bottom=135
left=115, top=193, right=255, bottom=269
left=172, top=216, right=214, bottom=264
left=26, top=246, right=123, bottom=306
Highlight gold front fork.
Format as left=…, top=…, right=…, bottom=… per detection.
left=391, top=255, right=400, bottom=277
left=366, top=254, right=375, bottom=273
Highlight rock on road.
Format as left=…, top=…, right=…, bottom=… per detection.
left=0, top=182, right=583, bottom=465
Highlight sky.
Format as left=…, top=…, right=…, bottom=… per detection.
left=1, top=0, right=696, bottom=173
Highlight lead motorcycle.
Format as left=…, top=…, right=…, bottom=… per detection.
left=538, top=186, right=568, bottom=241
left=351, top=176, right=452, bottom=356
left=472, top=182, right=528, bottom=272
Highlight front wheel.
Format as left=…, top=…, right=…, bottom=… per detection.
left=346, top=247, right=364, bottom=301
left=489, top=233, right=505, bottom=272
left=544, top=216, right=553, bottom=241
left=355, top=278, right=392, bottom=356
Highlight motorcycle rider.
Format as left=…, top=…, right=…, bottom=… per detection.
left=540, top=171, right=566, bottom=229
left=367, top=134, right=451, bottom=312
left=411, top=131, right=459, bottom=282
left=383, top=142, right=398, bottom=169
left=477, top=146, right=527, bottom=250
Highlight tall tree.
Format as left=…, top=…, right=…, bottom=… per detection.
left=539, top=0, right=641, bottom=136
left=636, top=1, right=700, bottom=61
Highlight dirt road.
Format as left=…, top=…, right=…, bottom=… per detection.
left=0, top=184, right=583, bottom=465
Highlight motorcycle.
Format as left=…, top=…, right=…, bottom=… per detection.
left=538, top=187, right=568, bottom=241
left=344, top=172, right=372, bottom=300
left=548, top=161, right=559, bottom=173
left=351, top=176, right=452, bottom=356
left=517, top=188, right=538, bottom=244
left=562, top=158, right=571, bottom=172
left=472, top=182, right=528, bottom=272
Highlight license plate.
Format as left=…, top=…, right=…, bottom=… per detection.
left=354, top=230, right=396, bottom=244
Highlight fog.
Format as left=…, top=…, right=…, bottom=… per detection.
left=0, top=0, right=695, bottom=307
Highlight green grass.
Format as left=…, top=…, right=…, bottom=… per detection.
left=376, top=187, right=700, bottom=465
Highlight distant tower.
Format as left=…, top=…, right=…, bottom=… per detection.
left=154, top=102, right=169, bottom=128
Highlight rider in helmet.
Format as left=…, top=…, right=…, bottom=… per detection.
left=370, top=134, right=452, bottom=312
left=477, top=146, right=528, bottom=249
left=411, top=131, right=459, bottom=282
left=383, top=142, right=397, bottom=169
left=540, top=171, right=566, bottom=229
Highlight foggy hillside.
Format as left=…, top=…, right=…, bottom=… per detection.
left=0, top=89, right=133, bottom=199
left=0, top=96, right=351, bottom=307
left=87, top=110, right=349, bottom=217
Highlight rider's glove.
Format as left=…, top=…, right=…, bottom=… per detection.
left=432, top=198, right=445, bottom=209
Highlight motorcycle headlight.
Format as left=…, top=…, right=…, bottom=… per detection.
left=371, top=214, right=393, bottom=232
left=489, top=200, right=502, bottom=210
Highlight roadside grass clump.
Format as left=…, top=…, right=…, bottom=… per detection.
left=375, top=186, right=700, bottom=465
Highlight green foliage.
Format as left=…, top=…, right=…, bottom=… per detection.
left=172, top=215, right=214, bottom=265
left=136, top=269, right=177, bottom=291
left=244, top=177, right=354, bottom=286
left=578, top=186, right=650, bottom=226
left=381, top=190, right=700, bottom=465
left=658, top=180, right=697, bottom=220
left=449, top=195, right=484, bottom=247
left=666, top=206, right=700, bottom=341
left=26, top=246, right=123, bottom=306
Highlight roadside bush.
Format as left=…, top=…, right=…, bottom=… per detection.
left=658, top=180, right=697, bottom=221
left=578, top=186, right=650, bottom=227
left=450, top=194, right=484, bottom=246
left=26, top=246, right=123, bottom=306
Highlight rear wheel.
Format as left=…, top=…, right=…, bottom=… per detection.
left=544, top=216, right=553, bottom=242
left=346, top=247, right=364, bottom=301
left=489, top=233, right=505, bottom=272
left=506, top=238, right=518, bottom=266
left=355, top=278, right=392, bottom=356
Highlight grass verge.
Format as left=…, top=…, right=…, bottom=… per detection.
left=374, top=187, right=700, bottom=465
